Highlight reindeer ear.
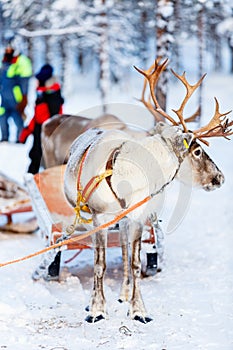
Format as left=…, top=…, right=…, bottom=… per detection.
left=171, top=131, right=194, bottom=158
left=182, top=132, right=194, bottom=149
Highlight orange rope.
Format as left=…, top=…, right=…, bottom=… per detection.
left=0, top=195, right=151, bottom=268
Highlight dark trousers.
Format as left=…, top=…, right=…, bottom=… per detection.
left=28, top=123, right=42, bottom=174
left=0, top=108, right=24, bottom=142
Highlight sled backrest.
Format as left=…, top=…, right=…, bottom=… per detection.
left=24, top=165, right=75, bottom=244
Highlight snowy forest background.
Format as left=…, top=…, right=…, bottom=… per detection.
left=1, top=2, right=233, bottom=348
left=1, top=0, right=233, bottom=113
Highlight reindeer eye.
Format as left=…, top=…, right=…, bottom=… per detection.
left=193, top=148, right=202, bottom=157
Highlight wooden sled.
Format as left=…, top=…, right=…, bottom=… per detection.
left=24, top=165, right=162, bottom=280
left=0, top=172, right=37, bottom=233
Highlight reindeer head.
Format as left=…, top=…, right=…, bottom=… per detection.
left=135, top=58, right=232, bottom=191
left=177, top=140, right=225, bottom=191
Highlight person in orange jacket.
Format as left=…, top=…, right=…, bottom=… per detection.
left=19, top=64, right=64, bottom=174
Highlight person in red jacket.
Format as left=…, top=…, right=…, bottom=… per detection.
left=20, top=64, right=64, bottom=174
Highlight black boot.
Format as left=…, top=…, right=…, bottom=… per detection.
left=47, top=251, right=61, bottom=279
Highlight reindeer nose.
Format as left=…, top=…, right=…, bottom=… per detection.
left=211, top=173, right=225, bottom=187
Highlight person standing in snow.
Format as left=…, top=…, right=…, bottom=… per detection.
left=19, top=64, right=64, bottom=174
left=0, top=44, right=32, bottom=142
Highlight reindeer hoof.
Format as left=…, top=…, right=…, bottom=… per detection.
left=85, top=314, right=105, bottom=323
left=134, top=315, right=153, bottom=324
left=85, top=305, right=90, bottom=312
left=118, top=299, right=123, bottom=303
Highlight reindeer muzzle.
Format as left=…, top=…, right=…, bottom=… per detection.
left=204, top=172, right=225, bottom=192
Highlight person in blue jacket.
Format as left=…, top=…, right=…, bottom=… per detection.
left=0, top=44, right=32, bottom=142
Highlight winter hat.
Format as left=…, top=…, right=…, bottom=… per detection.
left=2, top=45, right=15, bottom=62
left=35, top=64, right=53, bottom=83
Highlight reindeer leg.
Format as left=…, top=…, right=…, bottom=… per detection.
left=86, top=228, right=107, bottom=323
left=130, top=222, right=152, bottom=324
left=118, top=219, right=130, bottom=303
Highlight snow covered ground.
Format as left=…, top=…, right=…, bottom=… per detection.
left=0, top=68, right=233, bottom=350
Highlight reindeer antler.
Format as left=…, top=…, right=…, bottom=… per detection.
left=134, top=58, right=178, bottom=125
left=135, top=57, right=232, bottom=145
left=135, top=58, right=202, bottom=128
left=136, top=62, right=164, bottom=123
left=170, top=70, right=206, bottom=133
left=193, top=97, right=232, bottom=144
left=184, top=106, right=201, bottom=124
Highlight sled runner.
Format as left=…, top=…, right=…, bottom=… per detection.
left=24, top=165, right=163, bottom=280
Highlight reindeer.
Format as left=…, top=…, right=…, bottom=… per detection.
left=63, top=58, right=232, bottom=324
left=40, top=63, right=206, bottom=279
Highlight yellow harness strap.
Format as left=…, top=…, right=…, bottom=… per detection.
left=74, top=169, right=113, bottom=226
left=72, top=148, right=113, bottom=228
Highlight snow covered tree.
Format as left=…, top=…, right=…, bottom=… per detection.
left=216, top=1, right=233, bottom=73
left=1, top=0, right=232, bottom=110
left=200, top=0, right=232, bottom=72
left=155, top=0, right=174, bottom=114
left=93, top=0, right=110, bottom=111
left=217, top=16, right=233, bottom=73
left=172, top=0, right=182, bottom=72
left=196, top=1, right=206, bottom=126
